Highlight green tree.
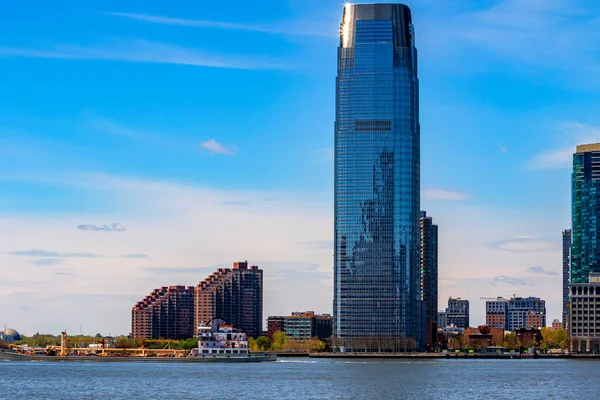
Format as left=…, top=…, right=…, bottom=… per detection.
left=95, top=333, right=102, bottom=339
left=270, top=331, right=288, bottom=351
left=504, top=332, right=519, bottom=350
left=248, top=338, right=260, bottom=352
left=255, top=336, right=271, bottom=351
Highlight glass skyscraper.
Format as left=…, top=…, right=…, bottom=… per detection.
left=572, top=144, right=600, bottom=284
left=562, top=228, right=571, bottom=330
left=333, top=3, right=422, bottom=350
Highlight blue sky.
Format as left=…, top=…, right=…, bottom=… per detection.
left=2, top=0, right=600, bottom=335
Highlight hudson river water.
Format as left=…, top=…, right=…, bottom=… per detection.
left=1, top=358, right=598, bottom=399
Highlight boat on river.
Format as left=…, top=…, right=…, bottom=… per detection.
left=0, top=323, right=276, bottom=363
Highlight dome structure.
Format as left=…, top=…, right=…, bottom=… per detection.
left=1, top=328, right=21, bottom=343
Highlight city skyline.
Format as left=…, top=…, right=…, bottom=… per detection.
left=1, top=0, right=598, bottom=335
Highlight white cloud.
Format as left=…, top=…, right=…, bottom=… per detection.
left=0, top=38, right=284, bottom=70
left=0, top=172, right=332, bottom=335
left=201, top=139, right=237, bottom=155
left=422, top=189, right=469, bottom=201
left=108, top=12, right=335, bottom=37
left=527, top=123, right=600, bottom=169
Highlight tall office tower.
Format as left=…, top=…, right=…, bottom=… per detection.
left=420, top=211, right=438, bottom=348
left=194, top=261, right=263, bottom=338
left=572, top=144, right=600, bottom=284
left=563, top=229, right=572, bottom=330
left=132, top=286, right=195, bottom=339
left=333, top=3, right=422, bottom=350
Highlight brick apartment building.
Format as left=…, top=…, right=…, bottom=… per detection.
left=132, top=261, right=263, bottom=339
left=131, top=286, right=195, bottom=340
left=195, top=261, right=263, bottom=338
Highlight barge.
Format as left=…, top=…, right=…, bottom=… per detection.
left=0, top=323, right=276, bottom=363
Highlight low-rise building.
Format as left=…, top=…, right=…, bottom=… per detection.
left=266, top=312, right=333, bottom=341
left=465, top=326, right=505, bottom=348
left=515, top=328, right=542, bottom=347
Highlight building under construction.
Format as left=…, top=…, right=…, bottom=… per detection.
left=132, top=261, right=263, bottom=340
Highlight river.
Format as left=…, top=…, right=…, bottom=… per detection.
left=0, top=358, right=596, bottom=399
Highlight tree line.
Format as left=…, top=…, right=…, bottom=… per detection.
left=249, top=331, right=326, bottom=353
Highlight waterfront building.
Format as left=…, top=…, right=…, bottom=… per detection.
left=132, top=286, right=195, bottom=339
left=267, top=316, right=285, bottom=339
left=486, top=296, right=546, bottom=331
left=552, top=319, right=563, bottom=330
left=515, top=328, right=543, bottom=347
left=571, top=144, right=600, bottom=284
left=333, top=3, right=423, bottom=351
left=195, top=261, right=263, bottom=338
left=420, top=211, right=438, bottom=349
left=507, top=297, right=546, bottom=331
left=267, top=312, right=333, bottom=341
left=464, top=326, right=504, bottom=348
left=569, top=272, right=600, bottom=352
left=438, top=298, right=469, bottom=329
left=563, top=229, right=572, bottom=330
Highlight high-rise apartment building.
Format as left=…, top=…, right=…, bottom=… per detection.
left=132, top=286, right=195, bottom=340
left=563, top=229, right=572, bottom=330
left=333, top=3, right=422, bottom=350
left=195, top=261, right=263, bottom=338
left=420, top=211, right=438, bottom=348
left=571, top=144, right=600, bottom=284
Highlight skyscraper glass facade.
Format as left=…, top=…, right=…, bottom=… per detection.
left=572, top=144, right=600, bottom=284
left=334, top=3, right=422, bottom=349
left=562, top=228, right=571, bottom=329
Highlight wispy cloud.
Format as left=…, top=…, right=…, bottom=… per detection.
left=0, top=38, right=284, bottom=70
left=144, top=266, right=218, bottom=274
left=12, top=250, right=102, bottom=258
left=528, top=123, right=600, bottom=169
left=123, top=254, right=150, bottom=259
left=107, top=12, right=335, bottom=37
left=491, top=275, right=529, bottom=286
left=489, top=236, right=557, bottom=253
left=10, top=250, right=149, bottom=259
left=77, top=223, right=126, bottom=232
left=29, top=259, right=63, bottom=267
left=422, top=189, right=469, bottom=201
left=455, top=0, right=600, bottom=71
left=201, top=139, right=237, bottom=155
left=528, top=266, right=558, bottom=276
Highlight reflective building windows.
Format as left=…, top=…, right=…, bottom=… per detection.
left=334, top=4, right=422, bottom=349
